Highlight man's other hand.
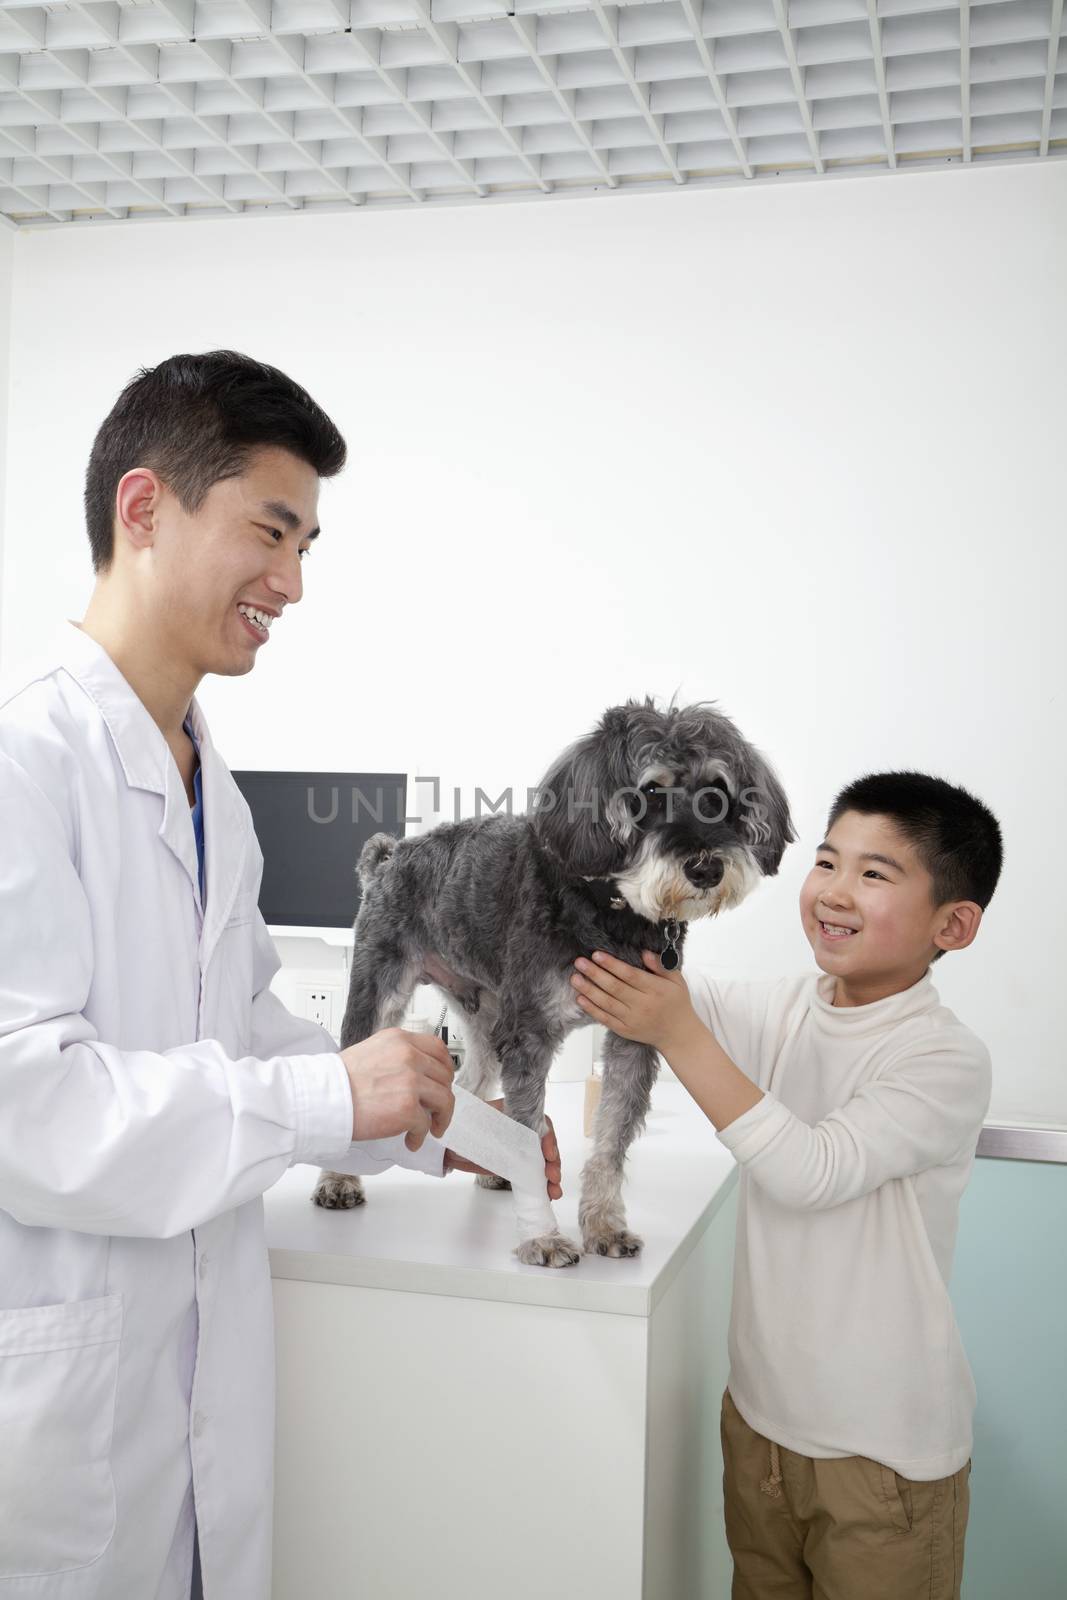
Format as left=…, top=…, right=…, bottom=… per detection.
left=339, top=1028, right=455, bottom=1151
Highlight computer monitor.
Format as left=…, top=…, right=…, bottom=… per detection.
left=230, top=770, right=407, bottom=933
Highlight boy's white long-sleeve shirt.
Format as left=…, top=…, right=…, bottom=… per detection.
left=689, top=966, right=991, bottom=1481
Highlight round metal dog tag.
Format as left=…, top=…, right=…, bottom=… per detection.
left=661, top=919, right=681, bottom=970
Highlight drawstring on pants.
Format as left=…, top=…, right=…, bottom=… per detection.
left=759, top=1439, right=783, bottom=1499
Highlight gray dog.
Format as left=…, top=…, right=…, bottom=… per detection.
left=312, top=699, right=794, bottom=1267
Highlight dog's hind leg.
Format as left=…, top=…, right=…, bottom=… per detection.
left=490, top=1014, right=580, bottom=1268
left=312, top=906, right=421, bottom=1211
left=579, top=1036, right=659, bottom=1257
left=338, top=922, right=421, bottom=1049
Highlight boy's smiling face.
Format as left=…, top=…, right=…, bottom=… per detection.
left=798, top=810, right=979, bottom=1007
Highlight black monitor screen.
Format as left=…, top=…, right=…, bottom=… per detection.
left=230, top=770, right=407, bottom=929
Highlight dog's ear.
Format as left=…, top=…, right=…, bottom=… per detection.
left=530, top=714, right=635, bottom=878
left=737, top=747, right=796, bottom=876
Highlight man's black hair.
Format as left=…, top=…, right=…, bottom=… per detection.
left=825, top=771, right=1003, bottom=962
left=84, top=350, right=347, bottom=572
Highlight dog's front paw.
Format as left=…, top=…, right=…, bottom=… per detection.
left=312, top=1172, right=366, bottom=1209
left=475, top=1173, right=512, bottom=1190
left=515, top=1232, right=582, bottom=1269
left=582, top=1222, right=643, bottom=1258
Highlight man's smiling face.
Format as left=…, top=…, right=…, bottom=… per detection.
left=798, top=809, right=950, bottom=1003
left=148, top=444, right=320, bottom=679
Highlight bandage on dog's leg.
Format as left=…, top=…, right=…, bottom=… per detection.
left=445, top=1087, right=580, bottom=1268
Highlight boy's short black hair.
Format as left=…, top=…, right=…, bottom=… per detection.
left=84, top=350, right=347, bottom=573
left=825, top=772, right=1002, bottom=963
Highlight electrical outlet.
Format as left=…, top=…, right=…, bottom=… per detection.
left=298, top=984, right=343, bottom=1037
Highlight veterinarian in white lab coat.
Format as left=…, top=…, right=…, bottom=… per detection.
left=0, top=353, right=561, bottom=1599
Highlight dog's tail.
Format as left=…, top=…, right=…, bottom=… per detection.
left=357, top=831, right=399, bottom=889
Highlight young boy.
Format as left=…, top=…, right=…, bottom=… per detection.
left=569, top=772, right=1001, bottom=1600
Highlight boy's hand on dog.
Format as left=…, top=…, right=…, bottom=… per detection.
left=444, top=1101, right=563, bottom=1199
left=340, top=1028, right=455, bottom=1151
left=571, top=948, right=703, bottom=1057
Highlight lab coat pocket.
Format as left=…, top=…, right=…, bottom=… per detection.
left=212, top=893, right=257, bottom=1048
left=225, top=891, right=256, bottom=929
left=0, top=1292, right=123, bottom=1578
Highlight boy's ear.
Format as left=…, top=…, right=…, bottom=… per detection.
left=935, top=901, right=983, bottom=955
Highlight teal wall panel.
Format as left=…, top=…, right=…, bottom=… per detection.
left=952, top=1156, right=1067, bottom=1599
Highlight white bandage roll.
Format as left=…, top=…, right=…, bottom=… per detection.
left=445, top=1085, right=558, bottom=1242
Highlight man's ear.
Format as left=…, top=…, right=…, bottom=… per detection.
left=114, top=468, right=165, bottom=554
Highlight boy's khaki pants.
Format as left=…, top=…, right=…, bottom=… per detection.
left=720, top=1387, right=971, bottom=1599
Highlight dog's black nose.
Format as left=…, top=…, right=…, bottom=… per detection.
left=685, top=854, right=724, bottom=889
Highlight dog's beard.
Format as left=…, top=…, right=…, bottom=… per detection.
left=607, top=836, right=763, bottom=923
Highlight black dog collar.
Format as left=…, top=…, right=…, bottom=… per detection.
left=580, top=879, right=683, bottom=970
left=582, top=877, right=628, bottom=914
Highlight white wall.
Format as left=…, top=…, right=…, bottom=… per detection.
left=2, top=162, right=1063, bottom=1124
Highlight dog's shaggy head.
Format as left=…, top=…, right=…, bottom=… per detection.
left=530, top=698, right=795, bottom=924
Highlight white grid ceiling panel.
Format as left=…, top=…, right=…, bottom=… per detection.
left=0, top=0, right=1063, bottom=227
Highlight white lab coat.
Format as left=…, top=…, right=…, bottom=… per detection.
left=0, top=621, right=445, bottom=1599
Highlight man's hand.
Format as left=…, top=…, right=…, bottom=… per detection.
left=339, top=1028, right=455, bottom=1151
left=570, top=948, right=704, bottom=1057
left=444, top=1100, right=563, bottom=1200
